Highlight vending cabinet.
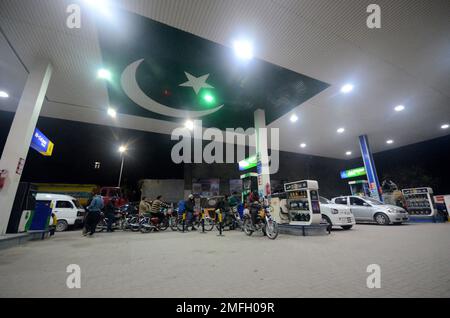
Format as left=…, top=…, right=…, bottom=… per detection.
left=283, top=180, right=321, bottom=225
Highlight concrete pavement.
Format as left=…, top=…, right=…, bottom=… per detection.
left=0, top=223, right=449, bottom=297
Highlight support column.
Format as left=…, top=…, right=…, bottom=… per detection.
left=358, top=135, right=383, bottom=201
left=254, top=109, right=271, bottom=197
left=0, top=60, right=53, bottom=235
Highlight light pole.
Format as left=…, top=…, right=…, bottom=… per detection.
left=118, top=145, right=127, bottom=187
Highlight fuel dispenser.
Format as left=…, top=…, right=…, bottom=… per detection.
left=284, top=180, right=321, bottom=225
left=348, top=180, right=370, bottom=197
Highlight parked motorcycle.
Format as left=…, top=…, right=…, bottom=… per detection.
left=215, top=206, right=242, bottom=231
left=243, top=202, right=279, bottom=240
left=139, top=209, right=170, bottom=233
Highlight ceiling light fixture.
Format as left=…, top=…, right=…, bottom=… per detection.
left=346, top=151, right=352, bottom=156
left=386, top=139, right=394, bottom=144
left=340, top=84, right=354, bottom=94
left=185, top=120, right=194, bottom=130
left=394, top=105, right=405, bottom=112
left=107, top=107, right=117, bottom=118
left=233, top=39, right=254, bottom=60
left=300, top=143, right=307, bottom=148
left=97, top=68, right=112, bottom=80
left=290, top=114, right=298, bottom=123
left=0, top=91, right=9, bottom=98
left=441, top=124, right=449, bottom=130
left=337, top=128, right=345, bottom=134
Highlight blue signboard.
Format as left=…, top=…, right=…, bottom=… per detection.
left=358, top=135, right=382, bottom=201
left=30, top=128, right=54, bottom=156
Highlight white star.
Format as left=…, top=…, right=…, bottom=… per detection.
left=179, top=72, right=214, bottom=95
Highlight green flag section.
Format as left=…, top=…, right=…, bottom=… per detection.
left=97, top=10, right=330, bottom=129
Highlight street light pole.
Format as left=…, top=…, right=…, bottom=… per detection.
left=117, top=145, right=127, bottom=187
left=118, top=154, right=125, bottom=187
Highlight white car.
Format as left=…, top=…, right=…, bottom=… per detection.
left=331, top=196, right=409, bottom=225
left=319, top=196, right=355, bottom=230
left=36, top=193, right=85, bottom=232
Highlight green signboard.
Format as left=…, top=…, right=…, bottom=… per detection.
left=340, top=167, right=366, bottom=179
left=239, top=155, right=257, bottom=171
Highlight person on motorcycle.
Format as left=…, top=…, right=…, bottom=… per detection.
left=185, top=194, right=196, bottom=229
left=216, top=195, right=231, bottom=225
left=248, top=190, right=261, bottom=229
left=150, top=195, right=169, bottom=224
left=139, top=197, right=151, bottom=217
left=228, top=191, right=241, bottom=208
left=105, top=196, right=117, bottom=232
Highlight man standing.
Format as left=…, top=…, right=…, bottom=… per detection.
left=85, top=189, right=104, bottom=236
left=105, top=197, right=117, bottom=232
left=185, top=194, right=196, bottom=229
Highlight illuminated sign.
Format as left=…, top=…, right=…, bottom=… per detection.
left=238, top=155, right=257, bottom=171
left=340, top=167, right=366, bottom=179
left=30, top=128, right=54, bottom=156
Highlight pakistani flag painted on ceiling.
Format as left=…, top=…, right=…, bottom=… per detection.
left=97, top=10, right=330, bottom=130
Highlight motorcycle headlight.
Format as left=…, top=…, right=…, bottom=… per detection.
left=331, top=209, right=339, bottom=214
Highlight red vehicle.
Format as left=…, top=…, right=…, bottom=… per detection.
left=100, top=187, right=128, bottom=207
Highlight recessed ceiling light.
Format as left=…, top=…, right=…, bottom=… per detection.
left=107, top=107, right=117, bottom=118
left=97, top=68, right=111, bottom=80
left=290, top=114, right=298, bottom=123
left=84, top=0, right=112, bottom=16
left=118, top=145, right=127, bottom=153
left=340, top=84, right=354, bottom=94
left=0, top=91, right=9, bottom=98
left=441, top=124, right=449, bottom=130
left=386, top=139, right=394, bottom=144
left=345, top=151, right=352, bottom=156
left=394, top=105, right=405, bottom=112
left=300, top=143, right=307, bottom=148
left=185, top=120, right=194, bottom=130
left=337, top=128, right=345, bottom=134
left=233, top=39, right=254, bottom=60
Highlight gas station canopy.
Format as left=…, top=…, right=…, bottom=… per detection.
left=0, top=0, right=449, bottom=159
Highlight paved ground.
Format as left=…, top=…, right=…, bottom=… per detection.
left=0, top=223, right=449, bottom=298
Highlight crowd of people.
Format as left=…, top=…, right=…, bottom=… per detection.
left=79, top=188, right=262, bottom=237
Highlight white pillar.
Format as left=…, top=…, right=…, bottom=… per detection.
left=0, top=60, right=53, bottom=235
left=254, top=109, right=271, bottom=197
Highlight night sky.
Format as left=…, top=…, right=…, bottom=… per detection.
left=1, top=110, right=450, bottom=195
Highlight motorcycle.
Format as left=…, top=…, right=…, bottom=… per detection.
left=243, top=201, right=279, bottom=240
left=215, top=206, right=242, bottom=231
left=96, top=210, right=125, bottom=232
left=139, top=209, right=170, bottom=233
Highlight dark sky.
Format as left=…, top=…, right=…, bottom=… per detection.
left=1, top=110, right=450, bottom=195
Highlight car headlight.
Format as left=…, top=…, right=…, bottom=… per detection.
left=331, top=208, right=339, bottom=214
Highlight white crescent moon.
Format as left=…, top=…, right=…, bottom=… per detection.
left=120, top=59, right=223, bottom=118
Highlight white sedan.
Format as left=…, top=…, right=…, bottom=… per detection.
left=320, top=196, right=356, bottom=230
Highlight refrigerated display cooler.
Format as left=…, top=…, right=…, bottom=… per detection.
left=402, top=187, right=436, bottom=218
left=283, top=180, right=321, bottom=226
